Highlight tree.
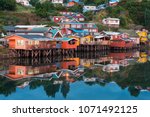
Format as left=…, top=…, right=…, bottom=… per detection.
left=83, top=11, right=94, bottom=21
left=29, top=0, right=39, bottom=6
left=35, top=1, right=54, bottom=18
left=54, top=4, right=66, bottom=11
left=83, top=0, right=106, bottom=5
left=0, top=0, right=16, bottom=11
left=68, top=4, right=83, bottom=13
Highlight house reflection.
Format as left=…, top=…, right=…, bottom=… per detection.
left=3, top=57, right=81, bottom=81
left=0, top=51, right=149, bottom=98
left=5, top=65, right=57, bottom=80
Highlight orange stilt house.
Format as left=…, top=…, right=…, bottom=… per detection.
left=61, top=58, right=80, bottom=70
left=5, top=35, right=56, bottom=50
left=5, top=64, right=57, bottom=80
left=61, top=37, right=79, bottom=49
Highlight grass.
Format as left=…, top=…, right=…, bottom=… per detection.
left=16, top=4, right=34, bottom=13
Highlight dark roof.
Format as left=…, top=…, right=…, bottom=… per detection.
left=3, top=26, right=52, bottom=33
left=3, top=26, right=15, bottom=31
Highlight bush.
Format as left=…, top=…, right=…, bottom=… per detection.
left=0, top=0, right=16, bottom=11
left=96, top=24, right=108, bottom=31
left=68, top=4, right=83, bottom=13
left=30, top=0, right=39, bottom=7
left=35, top=1, right=54, bottom=18
left=83, top=11, right=94, bottom=21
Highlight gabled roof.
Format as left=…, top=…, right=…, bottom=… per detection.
left=55, top=37, right=78, bottom=42
left=50, top=29, right=63, bottom=38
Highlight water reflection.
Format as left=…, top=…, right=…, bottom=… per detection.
left=0, top=50, right=150, bottom=99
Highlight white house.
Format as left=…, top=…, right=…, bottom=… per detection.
left=102, top=17, right=120, bottom=28
left=109, top=0, right=120, bottom=6
left=51, top=0, right=64, bottom=4
left=83, top=6, right=97, bottom=12
left=16, top=0, right=30, bottom=6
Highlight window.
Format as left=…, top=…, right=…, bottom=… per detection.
left=79, top=18, right=84, bottom=21
left=35, top=41, right=39, bottom=45
left=34, top=69, right=39, bottom=74
left=28, top=69, right=33, bottom=75
left=84, top=29, right=88, bottom=31
left=88, top=24, right=93, bottom=28
left=77, top=25, right=81, bottom=28
left=17, top=69, right=24, bottom=75
left=65, top=24, right=70, bottom=28
left=69, top=40, right=76, bottom=45
left=17, top=40, right=24, bottom=46
left=71, top=24, right=76, bottom=28
left=28, top=41, right=32, bottom=45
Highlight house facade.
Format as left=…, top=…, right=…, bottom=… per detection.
left=51, top=0, right=64, bottom=4
left=109, top=0, right=120, bottom=7
left=66, top=1, right=78, bottom=7
left=5, top=35, right=56, bottom=50
left=60, top=11, right=74, bottom=16
left=83, top=6, right=97, bottom=12
left=102, top=18, right=120, bottom=28
left=52, top=16, right=65, bottom=23
left=16, top=0, right=30, bottom=6
left=59, top=23, right=98, bottom=34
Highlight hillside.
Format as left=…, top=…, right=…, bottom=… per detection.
left=0, top=4, right=50, bottom=26
left=1, top=0, right=150, bottom=30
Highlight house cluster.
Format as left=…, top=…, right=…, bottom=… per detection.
left=2, top=50, right=147, bottom=83
left=2, top=22, right=148, bottom=55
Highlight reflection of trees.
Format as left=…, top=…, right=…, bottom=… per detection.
left=30, top=79, right=60, bottom=98
left=128, top=87, right=140, bottom=97
left=29, top=78, right=71, bottom=98
left=80, top=62, right=150, bottom=97
left=110, top=62, right=150, bottom=97
left=61, top=81, right=70, bottom=98
left=29, top=80, right=42, bottom=90
left=1, top=61, right=150, bottom=98
left=43, top=82, right=60, bottom=98
left=0, top=77, right=17, bottom=96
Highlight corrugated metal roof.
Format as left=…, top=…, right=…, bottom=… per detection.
left=3, top=26, right=15, bottom=31
left=17, top=35, right=51, bottom=41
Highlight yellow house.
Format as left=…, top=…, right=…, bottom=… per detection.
left=137, top=30, right=148, bottom=43
left=137, top=52, right=148, bottom=63
left=80, top=35, right=94, bottom=45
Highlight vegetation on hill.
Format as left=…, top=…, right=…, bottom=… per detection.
left=83, top=0, right=106, bottom=5
left=0, top=0, right=150, bottom=30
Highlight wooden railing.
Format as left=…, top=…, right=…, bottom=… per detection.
left=25, top=44, right=56, bottom=50
left=81, top=41, right=111, bottom=45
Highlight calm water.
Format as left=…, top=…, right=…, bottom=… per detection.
left=0, top=51, right=150, bottom=100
